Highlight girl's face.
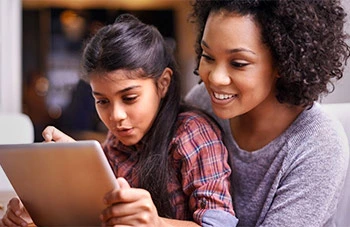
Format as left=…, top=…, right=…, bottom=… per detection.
left=90, top=69, right=171, bottom=146
left=198, top=11, right=279, bottom=119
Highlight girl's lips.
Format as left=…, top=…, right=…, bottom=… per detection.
left=115, top=127, right=134, bottom=137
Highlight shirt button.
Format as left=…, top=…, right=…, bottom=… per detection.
left=200, top=198, right=207, bottom=208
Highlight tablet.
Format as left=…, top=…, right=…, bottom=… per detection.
left=0, top=140, right=119, bottom=226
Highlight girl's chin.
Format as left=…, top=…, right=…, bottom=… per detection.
left=115, top=134, right=141, bottom=146
left=119, top=139, right=138, bottom=146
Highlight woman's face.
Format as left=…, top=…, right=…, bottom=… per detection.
left=198, top=11, right=279, bottom=119
left=90, top=69, right=167, bottom=146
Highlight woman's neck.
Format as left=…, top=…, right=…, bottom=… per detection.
left=230, top=102, right=304, bottom=151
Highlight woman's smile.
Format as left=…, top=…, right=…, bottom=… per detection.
left=211, top=91, right=238, bottom=105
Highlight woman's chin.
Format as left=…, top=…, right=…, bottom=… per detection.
left=213, top=108, right=235, bottom=120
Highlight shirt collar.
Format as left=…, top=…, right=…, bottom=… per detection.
left=110, top=133, right=146, bottom=154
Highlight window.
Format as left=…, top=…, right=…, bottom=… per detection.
left=0, top=0, right=21, bottom=113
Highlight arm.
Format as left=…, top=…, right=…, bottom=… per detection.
left=101, top=177, right=200, bottom=227
left=175, top=112, right=237, bottom=226
left=99, top=113, right=237, bottom=227
left=161, top=218, right=200, bottom=227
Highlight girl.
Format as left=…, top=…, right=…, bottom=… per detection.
left=1, top=14, right=237, bottom=227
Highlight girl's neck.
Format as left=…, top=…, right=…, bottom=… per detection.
left=230, top=102, right=304, bottom=152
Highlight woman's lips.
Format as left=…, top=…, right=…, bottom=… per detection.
left=211, top=91, right=238, bottom=104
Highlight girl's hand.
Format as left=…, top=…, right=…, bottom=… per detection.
left=0, top=197, right=33, bottom=226
left=41, top=126, right=75, bottom=142
left=100, top=177, right=164, bottom=227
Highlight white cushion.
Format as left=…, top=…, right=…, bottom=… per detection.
left=0, top=113, right=34, bottom=191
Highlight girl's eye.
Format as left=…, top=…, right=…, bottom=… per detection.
left=201, top=54, right=214, bottom=62
left=95, top=99, right=109, bottom=105
left=123, top=95, right=137, bottom=103
left=231, top=61, right=250, bottom=68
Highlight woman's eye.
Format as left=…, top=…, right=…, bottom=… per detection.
left=231, top=61, right=250, bottom=68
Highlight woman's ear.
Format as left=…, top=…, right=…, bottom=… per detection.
left=158, top=67, right=173, bottom=98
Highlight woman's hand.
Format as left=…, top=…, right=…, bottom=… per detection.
left=42, top=126, right=75, bottom=142
left=0, top=197, right=33, bottom=226
left=100, top=177, right=164, bottom=227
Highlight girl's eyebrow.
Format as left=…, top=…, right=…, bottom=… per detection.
left=92, top=85, right=141, bottom=96
left=201, top=40, right=256, bottom=55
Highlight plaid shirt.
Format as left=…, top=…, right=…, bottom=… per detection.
left=102, top=111, right=234, bottom=224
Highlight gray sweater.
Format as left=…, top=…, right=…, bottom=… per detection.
left=185, top=83, right=349, bottom=227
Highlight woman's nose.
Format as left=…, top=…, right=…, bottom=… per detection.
left=208, top=65, right=231, bottom=86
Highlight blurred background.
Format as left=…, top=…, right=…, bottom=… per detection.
left=1, top=0, right=199, bottom=142
left=0, top=0, right=350, bottom=142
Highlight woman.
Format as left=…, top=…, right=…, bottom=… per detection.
left=0, top=14, right=237, bottom=227
left=185, top=0, right=350, bottom=226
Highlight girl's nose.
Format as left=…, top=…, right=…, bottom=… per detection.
left=208, top=65, right=231, bottom=86
left=109, top=105, right=127, bottom=122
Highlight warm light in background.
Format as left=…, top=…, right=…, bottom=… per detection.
left=60, top=10, right=86, bottom=41
left=22, top=0, right=183, bottom=10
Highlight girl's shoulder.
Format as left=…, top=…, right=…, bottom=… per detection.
left=171, top=110, right=228, bottom=161
left=177, top=110, right=222, bottom=134
left=170, top=110, right=225, bottom=148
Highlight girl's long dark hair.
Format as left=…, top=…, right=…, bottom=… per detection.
left=81, top=13, right=180, bottom=218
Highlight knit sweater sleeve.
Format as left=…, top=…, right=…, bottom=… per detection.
left=259, top=106, right=349, bottom=227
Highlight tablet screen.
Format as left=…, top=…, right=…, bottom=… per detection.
left=0, top=140, right=119, bottom=226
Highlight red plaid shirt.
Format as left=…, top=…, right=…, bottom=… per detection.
left=102, top=111, right=234, bottom=224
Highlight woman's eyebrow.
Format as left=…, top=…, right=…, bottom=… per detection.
left=201, top=40, right=256, bottom=55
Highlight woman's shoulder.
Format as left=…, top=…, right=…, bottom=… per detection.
left=289, top=103, right=346, bottom=143
left=285, top=102, right=348, bottom=160
left=184, top=83, right=210, bottom=108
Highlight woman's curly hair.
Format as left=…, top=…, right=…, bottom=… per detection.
left=190, top=0, right=350, bottom=107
